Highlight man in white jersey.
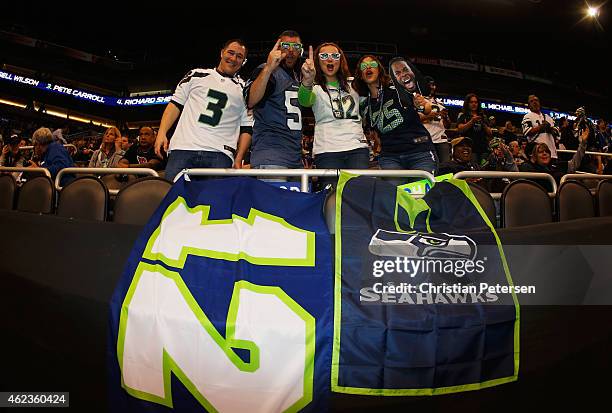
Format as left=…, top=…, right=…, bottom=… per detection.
left=155, top=39, right=253, bottom=182
left=521, top=95, right=559, bottom=160
left=419, top=77, right=451, bottom=163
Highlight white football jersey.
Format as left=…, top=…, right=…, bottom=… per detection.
left=522, top=111, right=557, bottom=159
left=310, top=84, right=368, bottom=156
left=422, top=97, right=447, bottom=143
left=169, top=68, right=253, bottom=159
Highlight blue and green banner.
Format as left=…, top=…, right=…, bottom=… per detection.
left=399, top=173, right=453, bottom=195
left=332, top=172, right=519, bottom=395
left=108, top=177, right=332, bottom=412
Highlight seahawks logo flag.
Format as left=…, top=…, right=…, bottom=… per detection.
left=108, top=177, right=332, bottom=412
left=332, top=173, right=519, bottom=395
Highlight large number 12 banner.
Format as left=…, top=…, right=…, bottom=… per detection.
left=108, top=177, right=332, bottom=412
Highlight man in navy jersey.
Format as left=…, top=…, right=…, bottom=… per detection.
left=242, top=30, right=304, bottom=170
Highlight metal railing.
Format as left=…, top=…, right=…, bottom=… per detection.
left=55, top=167, right=159, bottom=194
left=557, top=149, right=612, bottom=158
left=19, top=144, right=77, bottom=152
left=560, top=173, right=612, bottom=186
left=178, top=168, right=436, bottom=193
left=65, top=131, right=103, bottom=141
left=453, top=171, right=557, bottom=199
left=0, top=166, right=52, bottom=179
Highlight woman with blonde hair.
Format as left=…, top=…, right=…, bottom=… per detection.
left=89, top=126, right=125, bottom=168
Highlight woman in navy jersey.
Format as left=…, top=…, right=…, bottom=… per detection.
left=352, top=55, right=437, bottom=181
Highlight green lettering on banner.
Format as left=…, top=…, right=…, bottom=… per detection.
left=398, top=173, right=454, bottom=195
left=142, top=197, right=316, bottom=269
left=117, top=262, right=315, bottom=412
left=117, top=197, right=319, bottom=412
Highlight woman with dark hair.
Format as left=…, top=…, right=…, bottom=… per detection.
left=299, top=42, right=369, bottom=176
left=351, top=55, right=391, bottom=96
left=456, top=93, right=492, bottom=164
left=0, top=134, right=26, bottom=181
left=352, top=55, right=437, bottom=180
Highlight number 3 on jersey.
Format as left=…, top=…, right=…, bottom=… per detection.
left=199, top=89, right=228, bottom=127
left=284, top=91, right=302, bottom=131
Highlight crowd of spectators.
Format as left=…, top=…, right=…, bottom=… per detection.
left=0, top=99, right=609, bottom=190
left=0, top=114, right=166, bottom=185
left=1, top=36, right=611, bottom=193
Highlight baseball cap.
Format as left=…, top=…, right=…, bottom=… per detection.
left=489, top=137, right=504, bottom=149
left=450, top=136, right=473, bottom=149
left=6, top=134, right=20, bottom=145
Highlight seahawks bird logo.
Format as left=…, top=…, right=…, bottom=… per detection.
left=368, top=229, right=477, bottom=260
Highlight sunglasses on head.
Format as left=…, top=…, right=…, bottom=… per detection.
left=280, top=42, right=303, bottom=51
left=319, top=52, right=341, bottom=61
left=360, top=61, right=379, bottom=70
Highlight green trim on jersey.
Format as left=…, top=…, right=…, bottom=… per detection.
left=298, top=85, right=316, bottom=107
left=298, top=81, right=340, bottom=107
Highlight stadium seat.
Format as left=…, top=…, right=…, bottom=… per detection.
left=16, top=176, right=54, bottom=214
left=557, top=180, right=595, bottom=222
left=581, top=178, right=600, bottom=191
left=501, top=179, right=552, bottom=228
left=113, top=177, right=172, bottom=225
left=56, top=176, right=108, bottom=221
left=101, top=174, right=137, bottom=192
left=468, top=183, right=497, bottom=227
left=597, top=179, right=612, bottom=217
left=0, top=175, right=17, bottom=210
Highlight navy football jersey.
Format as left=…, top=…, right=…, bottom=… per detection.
left=244, top=64, right=303, bottom=168
left=361, top=86, right=434, bottom=155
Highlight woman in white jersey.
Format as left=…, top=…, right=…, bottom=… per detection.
left=299, top=42, right=369, bottom=181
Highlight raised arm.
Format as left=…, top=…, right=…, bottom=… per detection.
left=247, top=39, right=285, bottom=108
left=567, top=128, right=589, bottom=173
left=298, top=46, right=316, bottom=107
left=501, top=143, right=519, bottom=172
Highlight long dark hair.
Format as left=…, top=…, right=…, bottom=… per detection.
left=352, top=55, right=391, bottom=97
left=313, top=42, right=351, bottom=93
left=462, top=93, right=484, bottom=116
left=388, top=57, right=424, bottom=94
